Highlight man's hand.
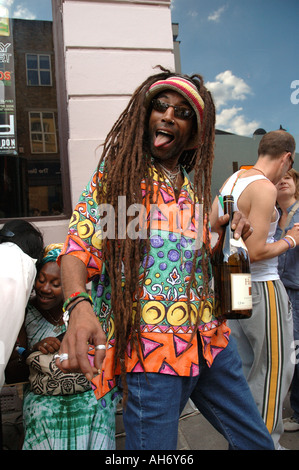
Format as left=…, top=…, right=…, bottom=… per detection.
left=56, top=301, right=107, bottom=381
left=210, top=196, right=253, bottom=241
left=57, top=255, right=107, bottom=381
left=216, top=211, right=253, bottom=241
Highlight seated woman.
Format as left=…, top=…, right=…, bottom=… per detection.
left=7, top=244, right=119, bottom=450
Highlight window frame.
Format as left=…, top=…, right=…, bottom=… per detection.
left=29, top=110, right=58, bottom=154
left=26, top=53, right=52, bottom=87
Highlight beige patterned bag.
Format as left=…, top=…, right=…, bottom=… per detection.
left=26, top=351, right=91, bottom=396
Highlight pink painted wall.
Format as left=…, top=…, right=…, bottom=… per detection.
left=64, top=0, right=175, bottom=206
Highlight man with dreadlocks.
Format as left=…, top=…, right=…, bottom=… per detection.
left=57, top=68, right=274, bottom=450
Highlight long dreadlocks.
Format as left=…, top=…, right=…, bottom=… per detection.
left=95, top=66, right=216, bottom=399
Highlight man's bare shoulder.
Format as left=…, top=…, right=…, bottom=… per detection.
left=242, top=176, right=275, bottom=196
left=238, top=177, right=276, bottom=215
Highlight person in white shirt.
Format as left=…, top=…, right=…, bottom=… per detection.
left=0, top=220, right=43, bottom=390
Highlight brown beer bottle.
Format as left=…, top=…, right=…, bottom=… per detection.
left=212, top=195, right=252, bottom=319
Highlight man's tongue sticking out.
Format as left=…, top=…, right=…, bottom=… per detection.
left=154, top=131, right=173, bottom=148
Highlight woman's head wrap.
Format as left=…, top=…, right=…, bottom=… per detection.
left=144, top=76, right=205, bottom=149
left=41, top=243, right=63, bottom=265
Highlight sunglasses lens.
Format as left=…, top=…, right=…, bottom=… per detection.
left=152, top=99, right=194, bottom=120
left=153, top=99, right=167, bottom=113
left=175, top=108, right=193, bottom=120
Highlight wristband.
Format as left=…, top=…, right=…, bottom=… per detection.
left=282, top=237, right=292, bottom=249
left=285, top=234, right=296, bottom=249
left=63, top=291, right=93, bottom=312
left=63, top=297, right=92, bottom=328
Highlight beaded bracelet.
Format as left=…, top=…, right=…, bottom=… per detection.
left=282, top=237, right=292, bottom=249
left=63, top=291, right=93, bottom=312
left=285, top=234, right=296, bottom=249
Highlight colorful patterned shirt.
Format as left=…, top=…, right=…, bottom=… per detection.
left=59, top=164, right=230, bottom=400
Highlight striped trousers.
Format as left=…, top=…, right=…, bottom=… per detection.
left=229, top=279, right=294, bottom=449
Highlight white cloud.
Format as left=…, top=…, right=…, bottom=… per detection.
left=216, top=107, right=260, bottom=136
left=206, top=71, right=259, bottom=136
left=206, top=70, right=252, bottom=107
left=2, top=0, right=14, bottom=7
left=12, top=5, right=36, bottom=20
left=208, top=5, right=227, bottom=23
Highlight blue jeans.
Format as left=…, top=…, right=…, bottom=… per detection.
left=122, top=336, right=274, bottom=450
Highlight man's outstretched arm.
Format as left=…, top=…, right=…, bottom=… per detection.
left=57, top=255, right=106, bottom=381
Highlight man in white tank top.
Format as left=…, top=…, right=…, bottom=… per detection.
left=210, top=130, right=298, bottom=449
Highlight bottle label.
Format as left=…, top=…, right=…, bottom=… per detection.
left=231, top=273, right=252, bottom=310
left=230, top=237, right=248, bottom=250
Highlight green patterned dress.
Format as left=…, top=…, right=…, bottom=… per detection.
left=22, top=303, right=119, bottom=450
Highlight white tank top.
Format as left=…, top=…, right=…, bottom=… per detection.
left=219, top=171, right=279, bottom=282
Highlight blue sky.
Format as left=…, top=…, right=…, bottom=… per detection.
left=171, top=0, right=299, bottom=141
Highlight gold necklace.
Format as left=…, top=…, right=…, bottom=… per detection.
left=45, top=310, right=63, bottom=333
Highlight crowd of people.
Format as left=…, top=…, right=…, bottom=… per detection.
left=0, top=68, right=298, bottom=451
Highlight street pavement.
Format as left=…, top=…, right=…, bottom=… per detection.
left=115, top=393, right=299, bottom=451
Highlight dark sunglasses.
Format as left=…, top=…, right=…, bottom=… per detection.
left=151, top=98, right=194, bottom=120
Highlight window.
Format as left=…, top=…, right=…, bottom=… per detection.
left=0, top=2, right=70, bottom=220
left=26, top=53, right=52, bottom=86
left=0, top=11, right=67, bottom=222
left=29, top=111, right=57, bottom=154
